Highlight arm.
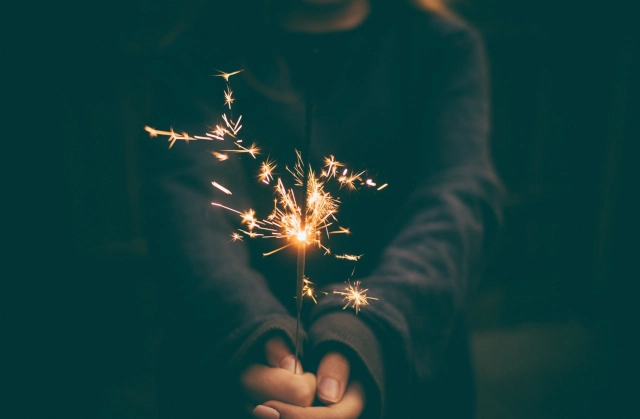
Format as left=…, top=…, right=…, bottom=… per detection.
left=144, top=99, right=302, bottom=417
left=306, top=21, right=502, bottom=418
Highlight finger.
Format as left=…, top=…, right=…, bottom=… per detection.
left=241, top=364, right=317, bottom=407
left=259, top=381, right=365, bottom=419
left=265, top=336, right=302, bottom=373
left=316, top=351, right=350, bottom=404
left=253, top=405, right=280, bottom=419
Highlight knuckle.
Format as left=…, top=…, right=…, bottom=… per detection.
left=239, top=365, right=258, bottom=389
left=291, top=382, right=315, bottom=407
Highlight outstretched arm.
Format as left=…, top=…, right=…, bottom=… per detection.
left=307, top=20, right=502, bottom=418
left=145, top=126, right=301, bottom=416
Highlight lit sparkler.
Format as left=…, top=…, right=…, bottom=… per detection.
left=146, top=68, right=383, bottom=372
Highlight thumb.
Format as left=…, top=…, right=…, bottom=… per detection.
left=316, top=351, right=350, bottom=405
left=265, top=335, right=303, bottom=374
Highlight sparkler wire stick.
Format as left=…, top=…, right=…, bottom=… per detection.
left=293, top=48, right=317, bottom=374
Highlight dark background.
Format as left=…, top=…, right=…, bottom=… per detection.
left=6, top=0, right=639, bottom=418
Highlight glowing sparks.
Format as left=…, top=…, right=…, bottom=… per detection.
left=211, top=151, right=228, bottom=161
left=330, top=227, right=351, bottom=235
left=222, top=114, right=242, bottom=135
left=208, top=125, right=228, bottom=140
left=144, top=126, right=196, bottom=148
left=208, top=145, right=388, bottom=258
left=213, top=69, right=243, bottom=82
left=212, top=181, right=232, bottom=195
left=322, top=155, right=343, bottom=179
left=145, top=124, right=230, bottom=148
left=144, top=126, right=159, bottom=137
left=224, top=85, right=235, bottom=109
left=241, top=209, right=258, bottom=229
left=335, top=254, right=363, bottom=261
left=147, top=67, right=385, bottom=315
left=222, top=142, right=260, bottom=158
left=334, top=280, right=378, bottom=314
left=301, top=277, right=326, bottom=304
left=377, top=183, right=388, bottom=191
left=286, top=150, right=306, bottom=187
left=212, top=152, right=344, bottom=255
left=258, top=158, right=276, bottom=184
left=338, top=169, right=366, bottom=191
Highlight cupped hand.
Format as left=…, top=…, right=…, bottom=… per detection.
left=253, top=350, right=362, bottom=419
left=254, top=381, right=365, bottom=419
left=240, top=335, right=316, bottom=407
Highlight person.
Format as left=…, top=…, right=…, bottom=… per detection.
left=142, top=0, right=502, bottom=418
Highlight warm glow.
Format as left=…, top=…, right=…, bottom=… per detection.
left=297, top=231, right=307, bottom=242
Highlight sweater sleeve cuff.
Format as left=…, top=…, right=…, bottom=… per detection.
left=308, top=311, right=385, bottom=419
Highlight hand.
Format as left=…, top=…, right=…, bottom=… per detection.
left=240, top=336, right=316, bottom=407
left=254, top=381, right=365, bottom=419
left=253, top=351, right=365, bottom=419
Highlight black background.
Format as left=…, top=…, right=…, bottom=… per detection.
left=5, top=0, right=639, bottom=417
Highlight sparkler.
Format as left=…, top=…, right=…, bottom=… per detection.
left=145, top=68, right=383, bottom=372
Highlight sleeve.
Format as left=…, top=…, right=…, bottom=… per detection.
left=307, top=23, right=503, bottom=418
left=141, top=58, right=300, bottom=417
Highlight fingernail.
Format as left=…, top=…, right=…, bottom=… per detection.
left=280, top=354, right=302, bottom=374
left=280, top=354, right=295, bottom=372
left=253, top=405, right=280, bottom=419
left=319, top=377, right=340, bottom=403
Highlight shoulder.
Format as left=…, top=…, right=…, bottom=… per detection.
left=395, top=4, right=485, bottom=60
left=407, top=5, right=482, bottom=44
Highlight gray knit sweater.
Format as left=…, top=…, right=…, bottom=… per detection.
left=144, top=4, right=502, bottom=418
